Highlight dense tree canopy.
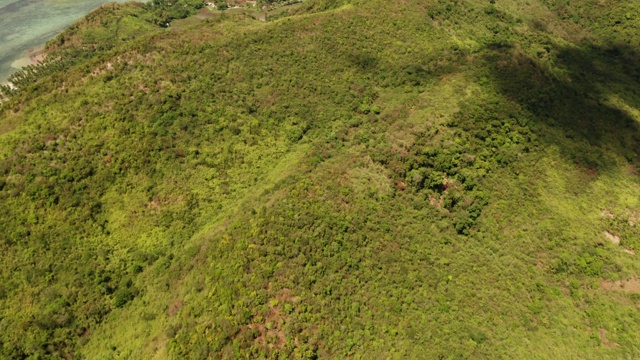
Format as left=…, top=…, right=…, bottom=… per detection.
left=0, top=0, right=639, bottom=358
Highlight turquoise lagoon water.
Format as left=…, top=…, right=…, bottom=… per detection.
left=0, top=0, right=124, bottom=83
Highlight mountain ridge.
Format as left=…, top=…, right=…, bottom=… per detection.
left=0, top=0, right=639, bottom=358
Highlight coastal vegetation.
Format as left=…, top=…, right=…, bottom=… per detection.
left=0, top=0, right=639, bottom=358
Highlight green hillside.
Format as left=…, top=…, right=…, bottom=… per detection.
left=0, top=0, right=639, bottom=358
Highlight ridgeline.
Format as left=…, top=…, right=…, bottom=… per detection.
left=0, top=0, right=639, bottom=358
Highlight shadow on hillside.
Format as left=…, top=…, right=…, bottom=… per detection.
left=485, top=41, right=640, bottom=173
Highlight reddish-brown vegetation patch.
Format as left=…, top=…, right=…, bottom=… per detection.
left=168, top=298, right=183, bottom=317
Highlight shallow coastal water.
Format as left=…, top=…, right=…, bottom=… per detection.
left=0, top=0, right=124, bottom=83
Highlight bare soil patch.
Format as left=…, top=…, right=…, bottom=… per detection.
left=600, top=209, right=614, bottom=218
left=598, top=328, right=619, bottom=348
left=604, top=231, right=620, bottom=245
left=601, top=277, right=640, bottom=293
left=246, top=288, right=295, bottom=350
left=168, top=298, right=183, bottom=317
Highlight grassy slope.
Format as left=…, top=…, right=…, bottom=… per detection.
left=0, top=0, right=639, bottom=358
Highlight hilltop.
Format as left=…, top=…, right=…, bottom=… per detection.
left=0, top=0, right=639, bottom=358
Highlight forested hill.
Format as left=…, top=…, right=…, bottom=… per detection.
left=0, top=0, right=639, bottom=358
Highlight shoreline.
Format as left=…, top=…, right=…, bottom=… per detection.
left=0, top=0, right=122, bottom=85
left=10, top=45, right=47, bottom=70
left=1, top=45, right=46, bottom=88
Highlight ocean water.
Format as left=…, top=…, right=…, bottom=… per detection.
left=0, top=0, right=124, bottom=83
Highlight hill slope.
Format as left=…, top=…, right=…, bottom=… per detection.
left=1, top=0, right=639, bottom=358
